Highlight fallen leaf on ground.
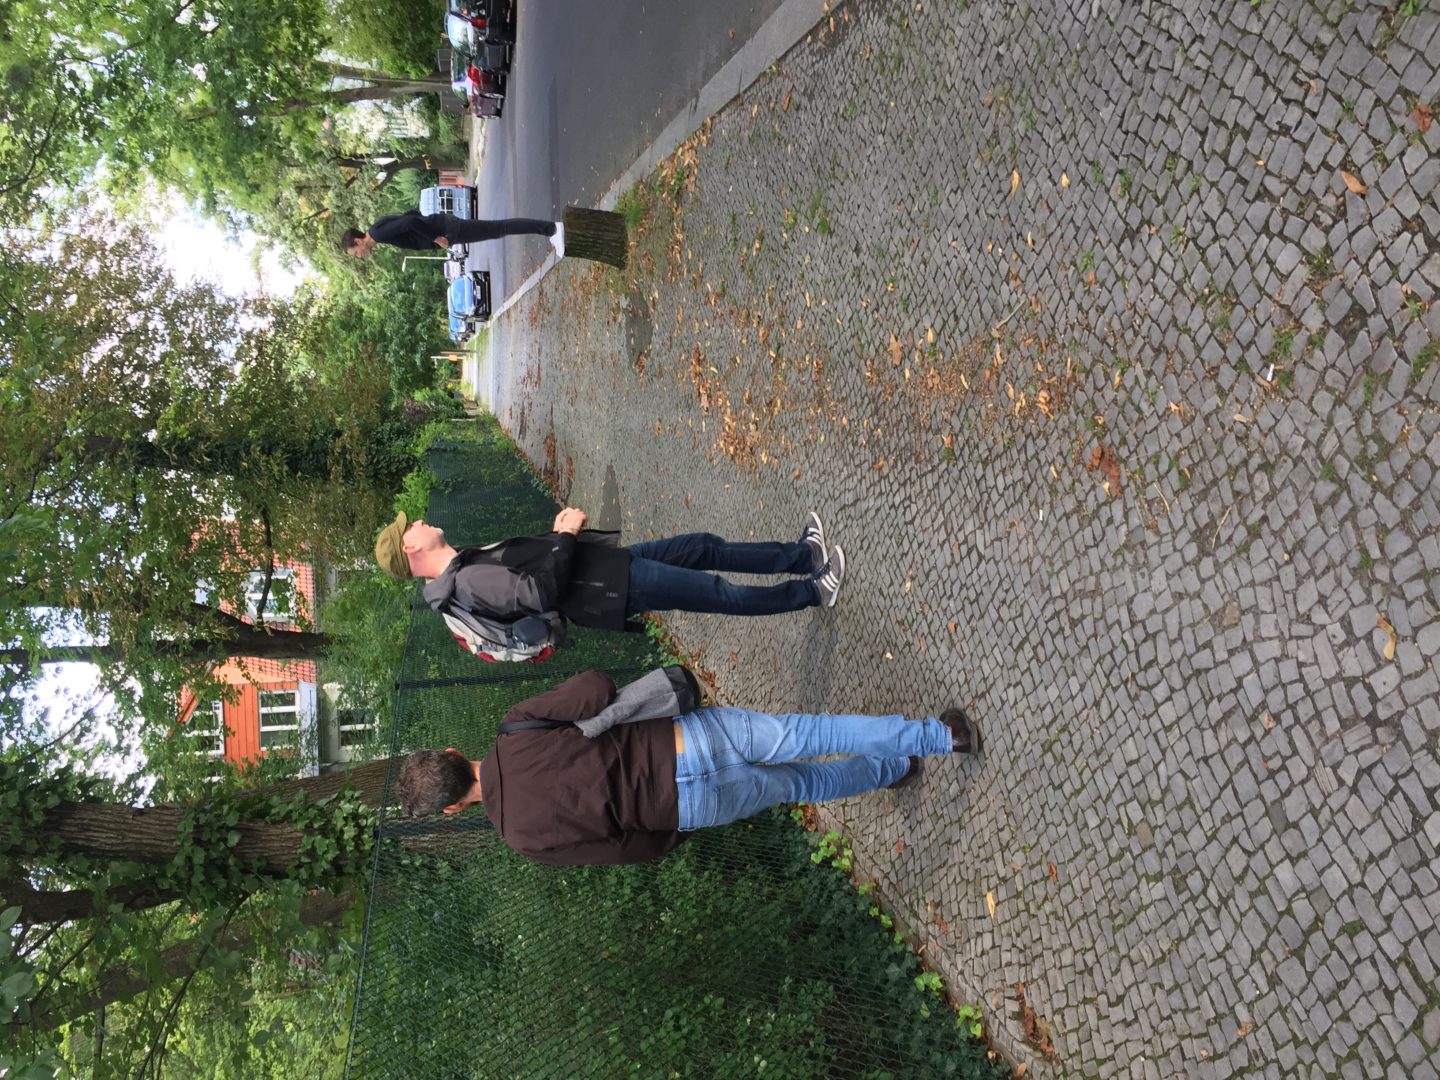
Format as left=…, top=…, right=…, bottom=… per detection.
left=1340, top=169, right=1367, bottom=195
left=1015, top=1065, right=1028, bottom=1078
left=889, top=334, right=903, bottom=366
left=781, top=86, right=794, bottom=111
left=895, top=840, right=906, bottom=853
left=1238, top=1022, right=1254, bottom=1038
left=986, top=891, right=996, bottom=919
left=1061, top=172, right=1070, bottom=188
left=1414, top=102, right=1433, bottom=134
left=1377, top=613, right=1397, bottom=660
left=1010, top=170, right=1021, bottom=196
left=1047, top=862, right=1058, bottom=882
left=947, top=619, right=958, bottom=634
left=981, top=91, right=994, bottom=106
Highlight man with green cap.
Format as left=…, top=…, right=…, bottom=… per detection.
left=374, top=506, right=846, bottom=663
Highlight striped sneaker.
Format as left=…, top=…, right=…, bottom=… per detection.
left=799, top=511, right=826, bottom=572
left=812, top=545, right=846, bottom=607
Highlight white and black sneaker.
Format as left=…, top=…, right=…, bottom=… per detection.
left=548, top=222, right=565, bottom=257
left=812, top=545, right=846, bottom=607
left=800, top=511, right=826, bottom=572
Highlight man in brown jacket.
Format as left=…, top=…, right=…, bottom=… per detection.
left=395, top=668, right=982, bottom=865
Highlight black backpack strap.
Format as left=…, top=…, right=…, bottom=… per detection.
left=498, top=718, right=571, bottom=735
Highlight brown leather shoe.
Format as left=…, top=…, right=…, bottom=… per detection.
left=940, top=707, right=981, bottom=754
left=887, top=756, right=923, bottom=789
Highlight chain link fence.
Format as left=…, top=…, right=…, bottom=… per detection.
left=344, top=433, right=1006, bottom=1079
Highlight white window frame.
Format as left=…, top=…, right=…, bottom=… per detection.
left=259, top=689, right=301, bottom=750
left=186, top=700, right=227, bottom=759
left=337, top=707, right=375, bottom=748
left=245, top=568, right=295, bottom=623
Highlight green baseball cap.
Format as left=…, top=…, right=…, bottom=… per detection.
left=374, top=512, right=411, bottom=579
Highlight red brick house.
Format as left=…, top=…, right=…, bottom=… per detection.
left=175, top=559, right=321, bottom=775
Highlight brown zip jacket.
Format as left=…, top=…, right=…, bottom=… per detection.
left=479, top=670, right=687, bottom=865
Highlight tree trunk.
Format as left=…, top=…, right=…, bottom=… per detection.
left=262, top=756, right=400, bottom=810
left=4, top=766, right=399, bottom=925
left=0, top=878, right=181, bottom=925
left=0, top=627, right=334, bottom=668
left=36, top=803, right=304, bottom=875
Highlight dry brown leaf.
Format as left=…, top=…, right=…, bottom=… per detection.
left=981, top=91, right=994, bottom=106
left=1015, top=1065, right=1028, bottom=1078
left=895, top=839, right=906, bottom=853
left=1415, top=102, right=1433, bottom=134
left=1340, top=170, right=1367, bottom=195
left=1060, top=172, right=1070, bottom=188
left=889, top=334, right=903, bottom=366
left=1377, top=613, right=1398, bottom=660
left=1238, top=1022, right=1254, bottom=1038
left=985, top=891, right=997, bottom=919
left=1047, top=862, right=1058, bottom=883
left=781, top=86, right=794, bottom=111
left=947, top=619, right=958, bottom=633
left=1010, top=170, right=1021, bottom=197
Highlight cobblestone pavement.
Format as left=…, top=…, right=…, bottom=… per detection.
left=485, top=1, right=1440, bottom=1075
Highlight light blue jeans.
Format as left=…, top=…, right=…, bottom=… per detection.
left=674, top=707, right=952, bottom=830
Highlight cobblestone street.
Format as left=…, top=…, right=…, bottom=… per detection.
left=484, top=1, right=1440, bottom=1075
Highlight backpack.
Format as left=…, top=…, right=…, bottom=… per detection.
left=440, top=604, right=557, bottom=664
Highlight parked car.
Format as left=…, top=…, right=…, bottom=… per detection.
left=420, top=184, right=478, bottom=219
left=447, top=270, right=492, bottom=343
left=447, top=0, right=514, bottom=46
left=445, top=6, right=511, bottom=72
left=449, top=51, right=505, bottom=112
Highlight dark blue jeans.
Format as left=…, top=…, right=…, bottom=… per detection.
left=624, top=533, right=818, bottom=617
left=441, top=215, right=555, bottom=243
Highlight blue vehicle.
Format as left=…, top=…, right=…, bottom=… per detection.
left=420, top=183, right=478, bottom=219
left=447, top=270, right=492, bottom=344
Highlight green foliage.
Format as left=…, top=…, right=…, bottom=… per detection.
left=0, top=214, right=438, bottom=724
left=810, top=829, right=854, bottom=872
left=1412, top=338, right=1438, bottom=383
left=1, top=906, right=62, bottom=1080
left=616, top=180, right=658, bottom=230
left=0, top=0, right=330, bottom=223
left=915, top=971, right=944, bottom=995
left=326, top=0, right=441, bottom=78
left=956, top=1003, right=985, bottom=1038
left=316, top=570, right=414, bottom=749
left=352, top=813, right=1008, bottom=1078
left=311, top=258, right=454, bottom=397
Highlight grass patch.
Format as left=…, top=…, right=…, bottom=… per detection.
left=1362, top=370, right=1382, bottom=408
left=1411, top=338, right=1438, bottom=383
left=615, top=180, right=657, bottom=231
left=1306, top=247, right=1334, bottom=282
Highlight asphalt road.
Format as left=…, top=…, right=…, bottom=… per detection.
left=460, top=0, right=787, bottom=301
